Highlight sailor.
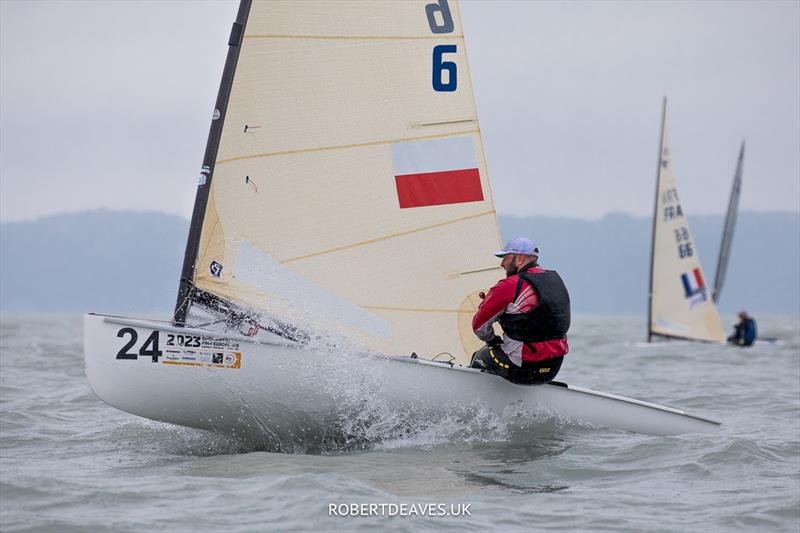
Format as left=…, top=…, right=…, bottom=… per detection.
left=470, top=237, right=570, bottom=385
left=727, top=310, right=757, bottom=347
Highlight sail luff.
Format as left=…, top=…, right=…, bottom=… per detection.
left=174, top=0, right=252, bottom=325
left=647, top=97, right=668, bottom=343
left=712, top=140, right=745, bottom=303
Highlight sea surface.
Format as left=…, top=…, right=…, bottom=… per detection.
left=1, top=313, right=798, bottom=532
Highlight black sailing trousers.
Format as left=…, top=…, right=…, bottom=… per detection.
left=470, top=345, right=563, bottom=385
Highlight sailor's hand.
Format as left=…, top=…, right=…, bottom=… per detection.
left=479, top=291, right=486, bottom=300
left=487, top=335, right=503, bottom=347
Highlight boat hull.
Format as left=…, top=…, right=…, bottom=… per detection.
left=84, top=314, right=720, bottom=442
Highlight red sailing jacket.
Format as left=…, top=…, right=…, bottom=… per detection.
left=472, top=265, right=569, bottom=364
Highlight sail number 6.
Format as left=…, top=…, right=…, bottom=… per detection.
left=427, top=1, right=457, bottom=92
left=433, top=45, right=457, bottom=92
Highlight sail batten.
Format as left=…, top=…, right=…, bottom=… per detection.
left=647, top=98, right=725, bottom=343
left=182, top=0, right=502, bottom=362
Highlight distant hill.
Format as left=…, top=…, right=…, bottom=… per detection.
left=0, top=210, right=797, bottom=314
left=500, top=211, right=800, bottom=315
left=0, top=210, right=187, bottom=313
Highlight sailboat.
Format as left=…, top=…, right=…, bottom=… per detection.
left=712, top=141, right=745, bottom=304
left=647, top=98, right=726, bottom=343
left=84, top=1, right=720, bottom=440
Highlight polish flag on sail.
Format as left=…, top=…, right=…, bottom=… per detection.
left=391, top=136, right=484, bottom=209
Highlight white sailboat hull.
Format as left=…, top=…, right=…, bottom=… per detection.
left=84, top=314, right=720, bottom=440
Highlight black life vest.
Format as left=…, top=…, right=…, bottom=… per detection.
left=498, top=265, right=571, bottom=343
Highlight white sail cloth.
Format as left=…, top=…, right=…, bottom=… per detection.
left=190, top=1, right=502, bottom=363
left=649, top=102, right=725, bottom=343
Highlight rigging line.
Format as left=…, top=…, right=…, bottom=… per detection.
left=246, top=34, right=464, bottom=41
left=215, top=129, right=481, bottom=166
left=281, top=209, right=495, bottom=264
left=188, top=317, right=228, bottom=329
left=245, top=175, right=258, bottom=192
left=176, top=278, right=194, bottom=318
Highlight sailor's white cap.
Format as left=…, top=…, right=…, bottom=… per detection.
left=494, top=237, right=539, bottom=257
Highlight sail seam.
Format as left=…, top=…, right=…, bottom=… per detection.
left=215, top=129, right=481, bottom=166
left=414, top=119, right=476, bottom=127
left=246, top=34, right=464, bottom=41
left=362, top=306, right=467, bottom=314
left=282, top=209, right=495, bottom=263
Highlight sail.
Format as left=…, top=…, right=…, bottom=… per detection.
left=176, top=0, right=502, bottom=364
left=648, top=99, right=725, bottom=343
left=712, top=141, right=745, bottom=303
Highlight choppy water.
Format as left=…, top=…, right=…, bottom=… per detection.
left=1, top=314, right=798, bottom=532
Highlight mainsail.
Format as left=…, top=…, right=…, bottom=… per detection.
left=174, top=0, right=502, bottom=364
left=712, top=141, right=745, bottom=303
left=647, top=98, right=725, bottom=343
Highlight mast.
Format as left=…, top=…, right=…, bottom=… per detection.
left=173, top=0, right=252, bottom=325
left=647, top=97, right=667, bottom=343
left=712, top=140, right=745, bottom=303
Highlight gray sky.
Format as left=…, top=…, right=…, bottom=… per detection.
left=1, top=0, right=798, bottom=222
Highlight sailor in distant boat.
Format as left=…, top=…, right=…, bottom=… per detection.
left=728, top=311, right=757, bottom=346
left=470, top=238, right=570, bottom=384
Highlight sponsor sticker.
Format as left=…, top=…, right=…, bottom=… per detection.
left=162, top=349, right=241, bottom=369
left=198, top=165, right=211, bottom=186
left=163, top=333, right=241, bottom=369
left=114, top=328, right=242, bottom=370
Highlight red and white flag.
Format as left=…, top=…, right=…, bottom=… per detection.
left=391, top=136, right=484, bottom=209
